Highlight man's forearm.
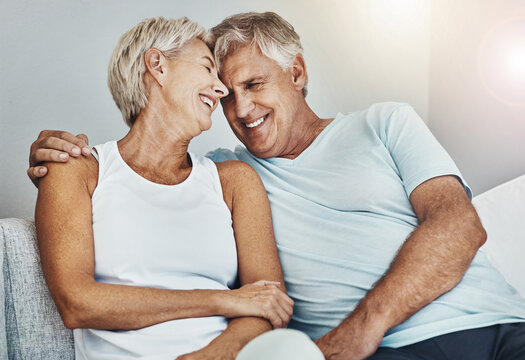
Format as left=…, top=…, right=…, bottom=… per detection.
left=338, top=210, right=485, bottom=345
left=316, top=212, right=485, bottom=359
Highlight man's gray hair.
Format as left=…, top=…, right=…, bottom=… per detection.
left=211, top=12, right=308, bottom=97
left=108, top=17, right=211, bottom=127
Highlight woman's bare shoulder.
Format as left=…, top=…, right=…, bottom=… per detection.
left=41, top=154, right=99, bottom=195
left=215, top=160, right=261, bottom=186
left=215, top=160, right=257, bottom=176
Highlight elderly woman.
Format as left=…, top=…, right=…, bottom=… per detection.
left=35, top=17, right=293, bottom=359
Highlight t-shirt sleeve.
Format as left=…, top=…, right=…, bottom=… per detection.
left=378, top=104, right=472, bottom=199
left=205, top=147, right=239, bottom=162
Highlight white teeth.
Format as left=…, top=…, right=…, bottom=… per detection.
left=200, top=95, right=213, bottom=108
left=245, top=115, right=266, bottom=128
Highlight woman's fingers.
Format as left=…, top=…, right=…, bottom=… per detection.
left=255, top=285, right=293, bottom=328
left=226, top=280, right=294, bottom=327
left=252, top=279, right=280, bottom=287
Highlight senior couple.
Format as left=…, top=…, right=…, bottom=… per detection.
left=30, top=12, right=525, bottom=360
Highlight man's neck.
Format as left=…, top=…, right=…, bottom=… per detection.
left=278, top=105, right=334, bottom=160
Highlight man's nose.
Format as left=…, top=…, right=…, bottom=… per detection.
left=234, top=93, right=255, bottom=119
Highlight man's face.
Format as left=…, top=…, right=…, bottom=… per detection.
left=219, top=44, right=302, bottom=159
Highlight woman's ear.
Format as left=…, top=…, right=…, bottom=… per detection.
left=144, top=48, right=166, bottom=86
left=291, top=53, right=307, bottom=92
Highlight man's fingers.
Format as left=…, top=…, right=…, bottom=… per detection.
left=75, top=133, right=91, bottom=154
left=27, top=166, right=48, bottom=187
left=31, top=166, right=48, bottom=177
left=39, top=136, right=88, bottom=159
left=46, top=134, right=90, bottom=156
left=75, top=133, right=89, bottom=145
left=31, top=148, right=70, bottom=165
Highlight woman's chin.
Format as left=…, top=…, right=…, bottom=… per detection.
left=200, top=119, right=213, bottom=132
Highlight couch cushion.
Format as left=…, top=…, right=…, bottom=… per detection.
left=472, top=175, right=525, bottom=299
left=0, top=220, right=7, bottom=359
left=1, top=218, right=74, bottom=359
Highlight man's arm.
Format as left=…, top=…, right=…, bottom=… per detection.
left=315, top=175, right=486, bottom=360
left=28, top=130, right=91, bottom=186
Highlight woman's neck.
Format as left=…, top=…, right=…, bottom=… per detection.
left=117, top=108, right=193, bottom=185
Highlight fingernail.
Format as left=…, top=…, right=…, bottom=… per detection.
left=59, top=153, right=68, bottom=160
left=82, top=147, right=91, bottom=154
left=72, top=147, right=81, bottom=155
left=39, top=168, right=46, bottom=174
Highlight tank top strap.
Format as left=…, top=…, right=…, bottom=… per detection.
left=189, top=152, right=224, bottom=200
left=91, top=148, right=99, bottom=162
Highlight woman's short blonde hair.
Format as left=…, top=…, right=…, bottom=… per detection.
left=108, top=17, right=211, bottom=127
left=210, top=12, right=307, bottom=97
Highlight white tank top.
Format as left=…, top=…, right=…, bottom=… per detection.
left=74, top=140, right=238, bottom=360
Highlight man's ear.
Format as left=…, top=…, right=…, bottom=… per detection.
left=144, top=48, right=166, bottom=86
left=291, top=53, right=307, bottom=92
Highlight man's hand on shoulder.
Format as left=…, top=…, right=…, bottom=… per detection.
left=28, top=130, right=91, bottom=187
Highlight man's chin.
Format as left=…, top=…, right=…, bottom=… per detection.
left=245, top=145, right=276, bottom=159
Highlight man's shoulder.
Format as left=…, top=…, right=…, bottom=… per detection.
left=206, top=146, right=251, bottom=162
left=363, top=102, right=413, bottom=120
left=357, top=102, right=421, bottom=134
left=336, top=102, right=413, bottom=126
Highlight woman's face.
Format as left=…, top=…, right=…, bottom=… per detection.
left=161, top=38, right=228, bottom=137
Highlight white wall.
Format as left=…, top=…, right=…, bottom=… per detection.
left=428, top=0, right=525, bottom=195
left=2, top=0, right=523, bottom=219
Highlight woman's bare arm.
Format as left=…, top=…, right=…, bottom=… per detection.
left=36, top=156, right=290, bottom=330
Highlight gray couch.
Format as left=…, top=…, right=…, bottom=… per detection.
left=1, top=218, right=74, bottom=359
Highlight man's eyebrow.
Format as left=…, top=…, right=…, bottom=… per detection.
left=242, top=76, right=266, bottom=84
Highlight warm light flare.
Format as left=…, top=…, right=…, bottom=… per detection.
left=507, top=46, right=525, bottom=80
left=478, top=16, right=525, bottom=106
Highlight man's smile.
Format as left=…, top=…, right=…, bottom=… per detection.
left=245, top=114, right=269, bottom=128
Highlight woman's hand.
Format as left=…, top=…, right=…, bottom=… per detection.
left=222, top=280, right=294, bottom=329
left=28, top=130, right=91, bottom=187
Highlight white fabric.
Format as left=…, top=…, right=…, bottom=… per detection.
left=74, top=140, right=238, bottom=359
left=236, top=329, right=324, bottom=360
left=473, top=174, right=525, bottom=299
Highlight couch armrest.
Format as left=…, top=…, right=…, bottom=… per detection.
left=473, top=174, right=525, bottom=299
left=1, top=218, right=74, bottom=359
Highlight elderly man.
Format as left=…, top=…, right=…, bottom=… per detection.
left=28, top=12, right=525, bottom=360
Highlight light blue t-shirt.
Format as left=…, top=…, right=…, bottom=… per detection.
left=208, top=102, right=525, bottom=347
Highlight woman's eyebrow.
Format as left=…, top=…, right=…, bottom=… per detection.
left=201, top=55, right=215, bottom=68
